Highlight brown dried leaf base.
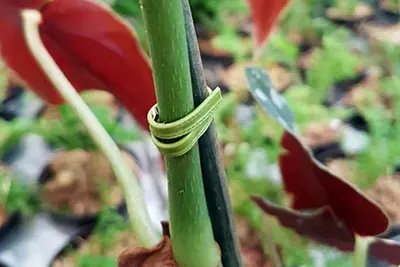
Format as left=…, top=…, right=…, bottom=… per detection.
left=0, top=205, right=7, bottom=227
left=118, top=223, right=221, bottom=267
left=119, top=235, right=177, bottom=267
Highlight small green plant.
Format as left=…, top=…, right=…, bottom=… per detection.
left=191, top=0, right=247, bottom=31
left=307, top=28, right=361, bottom=101
left=381, top=41, right=400, bottom=76
left=214, top=93, right=283, bottom=164
left=92, top=208, right=129, bottom=250
left=77, top=255, right=117, bottom=267
left=354, top=77, right=400, bottom=188
left=34, top=104, right=139, bottom=151
left=280, top=0, right=316, bottom=40
left=260, top=31, right=299, bottom=70
left=0, top=169, right=38, bottom=216
left=284, top=84, right=351, bottom=129
left=60, top=209, right=131, bottom=267
left=189, top=0, right=220, bottom=27
left=0, top=118, right=34, bottom=158
left=212, top=30, right=252, bottom=60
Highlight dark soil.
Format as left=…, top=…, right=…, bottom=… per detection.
left=41, top=150, right=137, bottom=216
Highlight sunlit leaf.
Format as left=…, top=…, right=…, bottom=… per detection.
left=0, top=0, right=156, bottom=130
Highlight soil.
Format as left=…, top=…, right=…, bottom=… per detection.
left=339, top=67, right=381, bottom=107
left=40, top=91, right=119, bottom=120
left=367, top=174, right=400, bottom=224
left=53, top=215, right=274, bottom=267
left=225, top=12, right=252, bottom=36
left=199, top=39, right=233, bottom=58
left=381, top=0, right=400, bottom=14
left=236, top=217, right=275, bottom=267
left=326, top=159, right=357, bottom=183
left=52, top=230, right=138, bottom=267
left=300, top=122, right=340, bottom=148
left=326, top=3, right=375, bottom=21
left=220, top=62, right=293, bottom=103
left=41, top=149, right=138, bottom=216
left=359, top=22, right=400, bottom=45
left=298, top=47, right=318, bottom=70
left=0, top=205, right=7, bottom=227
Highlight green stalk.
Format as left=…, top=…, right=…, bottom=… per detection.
left=140, top=1, right=221, bottom=267
left=353, top=235, right=373, bottom=267
left=181, top=1, right=243, bottom=266
left=22, top=10, right=160, bottom=247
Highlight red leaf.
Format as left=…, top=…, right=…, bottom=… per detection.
left=0, top=0, right=47, bottom=9
left=370, top=238, right=400, bottom=265
left=253, top=196, right=400, bottom=265
left=279, top=130, right=389, bottom=236
left=246, top=0, right=290, bottom=49
left=252, top=196, right=355, bottom=251
left=0, top=0, right=156, bottom=130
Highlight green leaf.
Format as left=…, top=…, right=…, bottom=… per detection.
left=245, top=67, right=297, bottom=134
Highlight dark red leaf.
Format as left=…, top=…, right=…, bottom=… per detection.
left=252, top=196, right=355, bottom=251
left=246, top=0, right=290, bottom=49
left=253, top=196, right=400, bottom=265
left=0, top=0, right=47, bottom=9
left=0, top=0, right=156, bottom=130
left=279, top=130, right=389, bottom=236
left=370, top=238, right=400, bottom=265
left=246, top=67, right=392, bottom=262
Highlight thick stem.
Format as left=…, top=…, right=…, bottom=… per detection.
left=22, top=10, right=160, bottom=247
left=140, top=1, right=220, bottom=267
left=181, top=1, right=243, bottom=267
left=353, top=235, right=373, bottom=267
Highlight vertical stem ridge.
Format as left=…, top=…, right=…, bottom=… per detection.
left=181, top=1, right=243, bottom=266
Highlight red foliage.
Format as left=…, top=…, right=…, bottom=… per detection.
left=253, top=197, right=355, bottom=251
left=0, top=0, right=156, bottom=130
left=246, top=0, right=290, bottom=49
left=279, top=131, right=389, bottom=236
left=253, top=197, right=400, bottom=264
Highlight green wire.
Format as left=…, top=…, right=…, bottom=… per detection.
left=148, top=87, right=223, bottom=157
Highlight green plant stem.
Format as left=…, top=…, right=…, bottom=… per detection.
left=140, top=1, right=221, bottom=267
left=353, top=235, right=373, bottom=267
left=261, top=220, right=282, bottom=267
left=182, top=1, right=243, bottom=266
left=22, top=10, right=160, bottom=248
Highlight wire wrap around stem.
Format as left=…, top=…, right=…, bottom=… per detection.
left=148, top=87, right=223, bottom=157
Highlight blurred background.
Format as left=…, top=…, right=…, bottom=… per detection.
left=0, top=0, right=398, bottom=266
